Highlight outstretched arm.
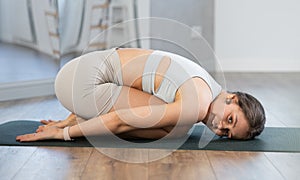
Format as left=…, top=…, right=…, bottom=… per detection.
left=67, top=102, right=188, bottom=139
left=16, top=101, right=197, bottom=142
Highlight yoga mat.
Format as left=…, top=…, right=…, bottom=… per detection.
left=0, top=120, right=300, bottom=152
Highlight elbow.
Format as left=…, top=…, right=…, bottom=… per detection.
left=115, top=124, right=130, bottom=134
left=103, top=112, right=123, bottom=134
left=108, top=112, right=131, bottom=134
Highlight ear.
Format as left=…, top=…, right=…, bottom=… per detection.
left=227, top=94, right=238, bottom=104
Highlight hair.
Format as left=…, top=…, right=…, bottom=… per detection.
left=230, top=91, right=266, bottom=140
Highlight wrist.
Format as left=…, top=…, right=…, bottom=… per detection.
left=63, top=126, right=74, bottom=141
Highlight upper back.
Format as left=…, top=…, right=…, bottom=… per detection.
left=117, top=48, right=222, bottom=103
left=142, top=50, right=222, bottom=103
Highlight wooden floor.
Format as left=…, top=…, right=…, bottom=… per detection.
left=0, top=73, right=299, bottom=180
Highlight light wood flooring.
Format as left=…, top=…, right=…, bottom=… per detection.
left=0, top=73, right=299, bottom=180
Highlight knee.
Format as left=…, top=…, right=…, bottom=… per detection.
left=54, top=59, right=79, bottom=113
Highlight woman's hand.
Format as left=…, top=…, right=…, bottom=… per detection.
left=36, top=120, right=65, bottom=133
left=37, top=113, right=79, bottom=133
left=16, top=126, right=64, bottom=142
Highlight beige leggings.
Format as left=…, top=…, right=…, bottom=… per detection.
left=54, top=48, right=123, bottom=120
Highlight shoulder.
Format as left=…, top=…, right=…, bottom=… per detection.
left=175, top=77, right=212, bottom=100
left=174, top=77, right=212, bottom=121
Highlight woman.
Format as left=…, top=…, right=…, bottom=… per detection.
left=16, top=48, right=265, bottom=142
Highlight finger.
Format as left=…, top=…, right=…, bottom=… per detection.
left=41, top=120, right=59, bottom=126
left=16, top=133, right=40, bottom=142
left=40, top=120, right=50, bottom=125
left=36, top=125, right=45, bottom=133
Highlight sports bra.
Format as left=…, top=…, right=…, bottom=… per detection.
left=142, top=50, right=222, bottom=103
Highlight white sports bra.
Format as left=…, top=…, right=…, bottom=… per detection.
left=142, top=50, right=222, bottom=103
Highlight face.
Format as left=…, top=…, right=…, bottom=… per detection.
left=205, top=94, right=250, bottom=140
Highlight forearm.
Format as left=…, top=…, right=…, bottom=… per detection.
left=68, top=111, right=133, bottom=138
left=68, top=103, right=180, bottom=139
left=16, top=104, right=184, bottom=142
left=116, top=104, right=179, bottom=128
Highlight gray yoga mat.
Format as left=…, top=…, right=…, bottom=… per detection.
left=0, top=120, right=300, bottom=152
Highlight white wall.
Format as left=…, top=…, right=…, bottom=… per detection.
left=150, top=0, right=215, bottom=72
left=215, top=0, right=300, bottom=72
left=137, top=0, right=150, bottom=49
left=0, top=0, right=13, bottom=42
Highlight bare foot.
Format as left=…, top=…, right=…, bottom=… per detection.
left=36, top=113, right=78, bottom=133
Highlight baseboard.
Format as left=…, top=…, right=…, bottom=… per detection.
left=0, top=78, right=55, bottom=101
left=216, top=58, right=300, bottom=72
